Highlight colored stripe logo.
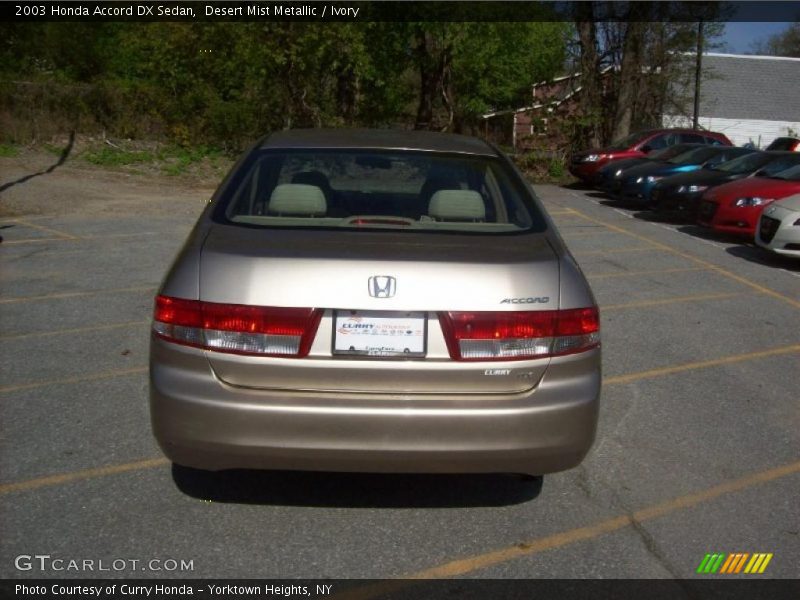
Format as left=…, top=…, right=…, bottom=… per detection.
left=696, top=553, right=773, bottom=574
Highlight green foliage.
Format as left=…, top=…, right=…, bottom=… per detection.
left=453, top=22, right=567, bottom=120
left=513, top=149, right=570, bottom=184
left=0, top=22, right=568, bottom=147
left=42, top=143, right=64, bottom=156
left=82, top=147, right=157, bottom=166
left=0, top=143, right=18, bottom=157
left=81, top=144, right=222, bottom=173
left=547, top=158, right=565, bottom=179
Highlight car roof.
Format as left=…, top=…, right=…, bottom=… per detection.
left=259, top=128, right=498, bottom=156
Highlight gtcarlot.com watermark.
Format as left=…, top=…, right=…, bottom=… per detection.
left=14, top=554, right=194, bottom=573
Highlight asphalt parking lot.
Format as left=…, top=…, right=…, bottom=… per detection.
left=0, top=164, right=798, bottom=584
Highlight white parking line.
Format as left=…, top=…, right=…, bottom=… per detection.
left=612, top=208, right=633, bottom=219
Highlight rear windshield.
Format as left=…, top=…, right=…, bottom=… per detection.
left=770, top=163, right=800, bottom=181
left=650, top=144, right=701, bottom=161
left=608, top=132, right=649, bottom=151
left=712, top=152, right=771, bottom=174
left=765, top=138, right=799, bottom=152
left=758, top=154, right=800, bottom=176
left=667, top=146, right=722, bottom=165
left=214, top=150, right=544, bottom=234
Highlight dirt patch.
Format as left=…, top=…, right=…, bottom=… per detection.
left=0, top=148, right=220, bottom=218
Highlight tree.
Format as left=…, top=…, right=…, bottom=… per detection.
left=575, top=6, right=601, bottom=147
left=752, top=23, right=800, bottom=57
left=569, top=2, right=727, bottom=146
left=409, top=22, right=566, bottom=132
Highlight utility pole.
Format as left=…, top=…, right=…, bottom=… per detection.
left=693, top=20, right=704, bottom=130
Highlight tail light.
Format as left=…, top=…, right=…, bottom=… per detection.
left=153, top=295, right=322, bottom=357
left=438, top=308, right=599, bottom=361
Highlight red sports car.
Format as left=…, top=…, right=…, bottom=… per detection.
left=765, top=137, right=800, bottom=152
left=696, top=164, right=800, bottom=238
left=569, top=128, right=732, bottom=183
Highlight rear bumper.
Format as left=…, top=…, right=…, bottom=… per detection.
left=150, top=340, right=601, bottom=476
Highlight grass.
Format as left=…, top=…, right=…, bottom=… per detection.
left=80, top=144, right=224, bottom=175
left=0, top=143, right=19, bottom=157
left=43, top=142, right=67, bottom=156
left=82, top=147, right=157, bottom=167
left=159, top=145, right=224, bottom=176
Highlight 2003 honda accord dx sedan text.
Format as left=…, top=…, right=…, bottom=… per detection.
left=150, top=129, right=601, bottom=477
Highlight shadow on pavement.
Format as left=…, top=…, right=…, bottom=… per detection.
left=172, top=465, right=543, bottom=508
left=725, top=244, right=800, bottom=272
left=674, top=225, right=743, bottom=245
left=0, top=131, right=75, bottom=195
left=633, top=211, right=694, bottom=225
left=561, top=181, right=593, bottom=191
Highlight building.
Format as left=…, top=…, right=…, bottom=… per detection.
left=482, top=53, right=800, bottom=152
left=662, top=53, right=800, bottom=148
left=480, top=67, right=614, bottom=152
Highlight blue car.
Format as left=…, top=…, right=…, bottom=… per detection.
left=614, top=146, right=755, bottom=207
left=594, top=143, right=703, bottom=193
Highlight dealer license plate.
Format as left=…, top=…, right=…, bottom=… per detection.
left=333, top=310, right=426, bottom=357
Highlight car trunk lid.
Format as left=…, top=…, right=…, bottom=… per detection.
left=197, top=225, right=560, bottom=394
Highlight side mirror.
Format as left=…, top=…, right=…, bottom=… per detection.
left=640, top=145, right=653, bottom=153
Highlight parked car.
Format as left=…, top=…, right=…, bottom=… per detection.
left=150, top=129, right=601, bottom=477
left=765, top=137, right=800, bottom=152
left=697, top=164, right=800, bottom=238
left=568, top=128, right=732, bottom=183
left=593, top=143, right=703, bottom=193
left=613, top=145, right=754, bottom=207
left=650, top=151, right=800, bottom=217
left=755, top=194, right=800, bottom=258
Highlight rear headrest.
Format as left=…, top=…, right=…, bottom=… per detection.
left=428, top=190, right=486, bottom=221
left=292, top=171, right=332, bottom=196
left=268, top=184, right=327, bottom=216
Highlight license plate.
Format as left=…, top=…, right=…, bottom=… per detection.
left=333, top=310, right=426, bottom=357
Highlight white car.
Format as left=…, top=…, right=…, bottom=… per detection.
left=756, top=193, right=800, bottom=258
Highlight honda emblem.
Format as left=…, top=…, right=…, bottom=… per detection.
left=368, top=276, right=396, bottom=298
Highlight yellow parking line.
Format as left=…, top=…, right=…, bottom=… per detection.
left=335, top=460, right=800, bottom=598
left=604, top=344, right=800, bottom=386
left=603, top=291, right=747, bottom=311
left=561, top=230, right=619, bottom=238
left=1, top=232, right=163, bottom=244
left=0, top=366, right=148, bottom=395
left=83, top=232, right=161, bottom=240
left=587, top=266, right=708, bottom=280
left=0, top=343, right=796, bottom=497
left=0, top=457, right=169, bottom=496
left=13, top=218, right=79, bottom=240
left=3, top=237, right=67, bottom=245
left=0, top=285, right=156, bottom=304
left=569, top=209, right=800, bottom=310
left=0, top=320, right=148, bottom=341
left=573, top=246, right=665, bottom=257
left=0, top=215, right=58, bottom=222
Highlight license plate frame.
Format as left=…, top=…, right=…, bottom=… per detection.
left=332, top=310, right=427, bottom=358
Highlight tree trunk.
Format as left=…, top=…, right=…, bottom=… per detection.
left=611, top=17, right=647, bottom=141
left=414, top=30, right=438, bottom=130
left=575, top=6, right=601, bottom=146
